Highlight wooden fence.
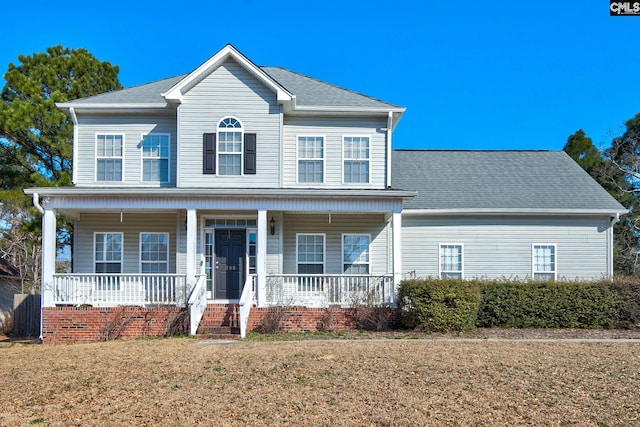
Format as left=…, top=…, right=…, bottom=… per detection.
left=13, top=294, right=40, bottom=337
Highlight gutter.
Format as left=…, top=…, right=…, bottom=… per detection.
left=402, top=208, right=629, bottom=217
left=32, top=193, right=45, bottom=214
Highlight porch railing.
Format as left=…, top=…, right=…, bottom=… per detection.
left=188, top=275, right=207, bottom=335
left=51, top=274, right=188, bottom=306
left=264, top=274, right=394, bottom=307
left=238, top=275, right=257, bottom=338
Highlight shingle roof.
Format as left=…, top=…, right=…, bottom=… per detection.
left=261, top=67, right=400, bottom=109
left=0, top=258, right=20, bottom=278
left=392, top=150, right=626, bottom=212
left=65, top=74, right=187, bottom=105
left=61, top=65, right=400, bottom=109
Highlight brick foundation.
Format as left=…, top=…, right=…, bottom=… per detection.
left=42, top=306, right=188, bottom=344
left=42, top=305, right=397, bottom=343
left=247, top=307, right=360, bottom=332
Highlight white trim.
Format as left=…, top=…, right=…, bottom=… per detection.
left=93, top=232, right=124, bottom=274
left=70, top=107, right=79, bottom=184
left=532, top=243, right=557, bottom=281
left=139, top=232, right=170, bottom=273
left=402, top=208, right=628, bottom=216
left=176, top=104, right=181, bottom=187
left=438, top=243, right=464, bottom=279
left=296, top=233, right=326, bottom=274
left=341, top=233, right=371, bottom=274
left=217, top=116, right=244, bottom=176
left=162, top=44, right=293, bottom=104
left=296, top=135, right=325, bottom=185
left=95, top=133, right=125, bottom=182
left=386, top=111, right=392, bottom=188
left=140, top=132, right=171, bottom=183
left=257, top=210, right=267, bottom=307
left=342, top=135, right=371, bottom=184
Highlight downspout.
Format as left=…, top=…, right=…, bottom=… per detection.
left=69, top=107, right=79, bottom=184
left=386, top=111, right=393, bottom=188
left=32, top=193, right=45, bottom=214
left=609, top=212, right=621, bottom=279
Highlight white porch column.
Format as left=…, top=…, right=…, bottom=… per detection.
left=392, top=211, right=402, bottom=305
left=257, top=209, right=267, bottom=307
left=186, top=209, right=197, bottom=287
left=41, top=209, right=56, bottom=307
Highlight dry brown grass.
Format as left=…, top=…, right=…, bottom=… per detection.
left=0, top=336, right=639, bottom=426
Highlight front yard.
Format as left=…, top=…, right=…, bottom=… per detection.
left=0, top=335, right=639, bottom=425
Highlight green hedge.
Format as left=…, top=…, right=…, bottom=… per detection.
left=398, top=278, right=482, bottom=332
left=606, top=276, right=640, bottom=329
left=398, top=278, right=632, bottom=331
left=476, top=281, right=618, bottom=329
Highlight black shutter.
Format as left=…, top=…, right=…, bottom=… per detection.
left=203, top=133, right=216, bottom=174
left=244, top=133, right=257, bottom=175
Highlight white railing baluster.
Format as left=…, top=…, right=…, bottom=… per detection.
left=52, top=273, right=188, bottom=307
left=261, top=274, right=394, bottom=307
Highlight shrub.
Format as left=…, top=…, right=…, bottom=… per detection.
left=350, top=289, right=395, bottom=331
left=398, top=278, right=482, bottom=332
left=477, top=281, right=619, bottom=329
left=258, top=305, right=287, bottom=334
left=606, top=276, right=640, bottom=329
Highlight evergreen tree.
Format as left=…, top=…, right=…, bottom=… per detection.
left=0, top=45, right=122, bottom=187
left=0, top=46, right=122, bottom=289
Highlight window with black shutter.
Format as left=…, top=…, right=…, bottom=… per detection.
left=203, top=133, right=216, bottom=174
left=244, top=133, right=257, bottom=175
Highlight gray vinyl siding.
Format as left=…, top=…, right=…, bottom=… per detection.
left=74, top=113, right=177, bottom=187
left=178, top=59, right=281, bottom=187
left=283, top=116, right=387, bottom=188
left=74, top=213, right=177, bottom=274
left=402, top=216, right=610, bottom=280
left=282, top=213, right=389, bottom=275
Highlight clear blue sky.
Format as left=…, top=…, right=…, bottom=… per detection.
left=3, top=0, right=639, bottom=151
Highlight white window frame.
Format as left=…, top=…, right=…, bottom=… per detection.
left=342, top=135, right=371, bottom=184
left=139, top=232, right=170, bottom=274
left=93, top=232, right=123, bottom=274
left=342, top=233, right=371, bottom=274
left=296, top=233, right=326, bottom=274
left=532, top=243, right=557, bottom=281
left=296, top=135, right=325, bottom=184
left=95, top=133, right=124, bottom=182
left=217, top=116, right=243, bottom=176
left=140, top=133, right=170, bottom=183
left=439, top=243, right=464, bottom=279
left=247, top=228, right=257, bottom=276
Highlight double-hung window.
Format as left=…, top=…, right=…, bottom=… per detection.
left=141, top=134, right=169, bottom=182
left=298, top=136, right=324, bottom=183
left=96, top=134, right=123, bottom=181
left=439, top=244, right=463, bottom=279
left=297, top=234, right=325, bottom=274
left=532, top=244, right=556, bottom=281
left=95, top=233, right=123, bottom=273
left=343, top=136, right=370, bottom=183
left=218, top=117, right=242, bottom=175
left=343, top=234, right=370, bottom=274
left=140, top=233, right=169, bottom=273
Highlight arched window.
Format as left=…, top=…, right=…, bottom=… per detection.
left=217, top=117, right=243, bottom=175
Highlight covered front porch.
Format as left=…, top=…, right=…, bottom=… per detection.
left=29, top=188, right=411, bottom=338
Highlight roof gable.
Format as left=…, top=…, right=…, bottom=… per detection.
left=57, top=45, right=404, bottom=118
left=162, top=44, right=293, bottom=105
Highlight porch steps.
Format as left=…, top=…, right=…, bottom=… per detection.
left=196, top=304, right=241, bottom=339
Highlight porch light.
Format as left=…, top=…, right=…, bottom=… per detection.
left=270, top=217, right=275, bottom=235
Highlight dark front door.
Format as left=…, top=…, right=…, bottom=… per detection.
left=214, top=229, right=246, bottom=299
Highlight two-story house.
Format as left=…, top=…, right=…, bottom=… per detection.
left=25, top=45, right=626, bottom=343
